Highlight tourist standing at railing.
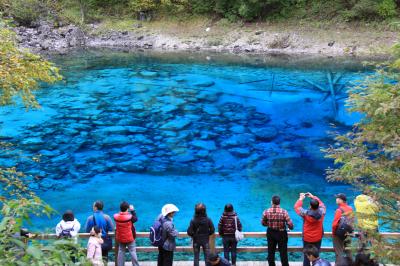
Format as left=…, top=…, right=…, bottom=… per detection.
left=55, top=210, right=81, bottom=242
left=157, top=204, right=179, bottom=266
left=87, top=225, right=104, bottom=266
left=303, top=245, right=332, bottom=266
left=332, top=193, right=354, bottom=265
left=218, top=203, right=242, bottom=266
left=294, top=192, right=326, bottom=266
left=187, top=203, right=215, bottom=266
left=114, top=201, right=139, bottom=266
left=261, top=195, right=294, bottom=266
left=84, top=200, right=114, bottom=263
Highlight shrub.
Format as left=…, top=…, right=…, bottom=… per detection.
left=8, top=0, right=43, bottom=26
left=377, top=0, right=397, bottom=18
left=188, top=0, right=214, bottom=14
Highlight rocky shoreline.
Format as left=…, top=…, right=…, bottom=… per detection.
left=13, top=21, right=395, bottom=57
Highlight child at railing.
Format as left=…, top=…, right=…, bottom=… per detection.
left=87, top=226, right=104, bottom=266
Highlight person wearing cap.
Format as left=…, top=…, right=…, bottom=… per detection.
left=294, top=192, right=326, bottom=266
left=332, top=193, right=353, bottom=264
left=208, top=253, right=232, bottom=266
left=157, top=203, right=179, bottom=266
left=261, top=195, right=294, bottom=266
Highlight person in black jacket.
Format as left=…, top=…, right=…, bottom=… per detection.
left=218, top=204, right=242, bottom=266
left=187, top=203, right=215, bottom=266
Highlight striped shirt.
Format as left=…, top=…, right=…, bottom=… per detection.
left=261, top=205, right=294, bottom=231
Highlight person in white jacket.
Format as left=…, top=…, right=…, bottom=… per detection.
left=55, top=210, right=81, bottom=242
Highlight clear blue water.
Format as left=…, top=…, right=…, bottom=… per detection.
left=0, top=49, right=374, bottom=260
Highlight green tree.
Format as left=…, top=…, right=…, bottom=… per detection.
left=0, top=23, right=87, bottom=265
left=325, top=45, right=400, bottom=263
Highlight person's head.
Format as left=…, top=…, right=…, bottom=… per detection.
left=93, top=200, right=104, bottom=211
left=335, top=193, right=347, bottom=205
left=120, top=201, right=130, bottom=212
left=161, top=204, right=179, bottom=218
left=224, top=203, right=233, bottom=213
left=208, top=253, right=220, bottom=266
left=303, top=245, right=319, bottom=262
left=62, top=210, right=74, bottom=222
left=91, top=225, right=101, bottom=236
left=310, top=199, right=319, bottom=210
left=195, top=203, right=206, bottom=217
left=272, top=195, right=280, bottom=206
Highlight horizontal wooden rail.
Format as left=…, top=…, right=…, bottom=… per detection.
left=135, top=246, right=336, bottom=253
left=29, top=231, right=400, bottom=265
left=33, top=231, right=400, bottom=240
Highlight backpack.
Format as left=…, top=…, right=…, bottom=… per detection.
left=335, top=208, right=354, bottom=240
left=149, top=217, right=164, bottom=247
left=59, top=224, right=74, bottom=238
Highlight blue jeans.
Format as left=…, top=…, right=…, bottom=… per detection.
left=222, top=235, right=238, bottom=265
left=118, top=241, right=139, bottom=266
left=193, top=241, right=210, bottom=266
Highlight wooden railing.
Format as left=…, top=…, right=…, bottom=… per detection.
left=32, top=231, right=400, bottom=265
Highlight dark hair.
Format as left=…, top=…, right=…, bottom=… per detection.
left=310, top=199, right=319, bottom=210
left=94, top=200, right=104, bottom=211
left=224, top=203, right=233, bottom=212
left=62, top=210, right=74, bottom=222
left=354, top=252, right=379, bottom=266
left=120, top=201, right=129, bottom=212
left=336, top=256, right=352, bottom=266
left=20, top=228, right=30, bottom=238
left=195, top=203, right=206, bottom=217
left=303, top=245, right=319, bottom=258
left=272, top=195, right=280, bottom=205
left=93, top=225, right=101, bottom=235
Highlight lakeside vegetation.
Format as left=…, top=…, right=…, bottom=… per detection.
left=0, top=0, right=399, bottom=27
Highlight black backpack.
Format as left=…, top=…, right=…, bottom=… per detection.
left=335, top=208, right=354, bottom=240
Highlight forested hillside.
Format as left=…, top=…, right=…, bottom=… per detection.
left=0, top=0, right=398, bottom=26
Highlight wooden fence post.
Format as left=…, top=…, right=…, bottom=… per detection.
left=114, top=233, right=119, bottom=266
left=209, top=233, right=216, bottom=254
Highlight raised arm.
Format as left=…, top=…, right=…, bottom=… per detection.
left=294, top=193, right=306, bottom=216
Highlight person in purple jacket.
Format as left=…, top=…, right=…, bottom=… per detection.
left=218, top=204, right=242, bottom=266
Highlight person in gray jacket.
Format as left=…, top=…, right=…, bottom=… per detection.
left=158, top=204, right=179, bottom=266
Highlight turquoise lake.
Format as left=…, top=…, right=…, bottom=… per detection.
left=0, top=49, right=375, bottom=260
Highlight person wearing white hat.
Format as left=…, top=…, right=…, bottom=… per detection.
left=157, top=204, right=179, bottom=266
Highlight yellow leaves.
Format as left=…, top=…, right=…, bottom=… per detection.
left=0, top=28, right=62, bottom=108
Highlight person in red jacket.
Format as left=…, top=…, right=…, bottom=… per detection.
left=332, top=193, right=353, bottom=265
left=294, top=192, right=326, bottom=266
left=114, top=201, right=139, bottom=266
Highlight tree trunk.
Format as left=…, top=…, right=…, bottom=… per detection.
left=78, top=0, right=85, bottom=24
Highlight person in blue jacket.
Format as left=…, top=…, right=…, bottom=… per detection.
left=84, top=200, right=114, bottom=263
